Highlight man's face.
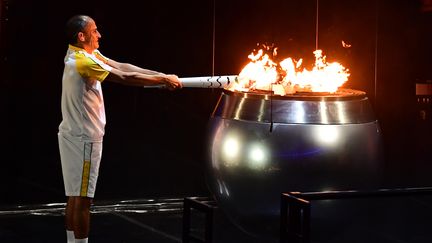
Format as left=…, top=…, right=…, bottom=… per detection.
left=80, top=19, right=101, bottom=52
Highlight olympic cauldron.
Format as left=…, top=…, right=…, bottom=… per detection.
left=204, top=87, right=383, bottom=237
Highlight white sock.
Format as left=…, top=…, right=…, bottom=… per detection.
left=66, top=230, right=75, bottom=243
left=75, top=238, right=88, bottom=243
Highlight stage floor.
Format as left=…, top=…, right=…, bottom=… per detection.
left=1, top=195, right=432, bottom=243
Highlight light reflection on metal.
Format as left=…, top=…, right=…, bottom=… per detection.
left=222, top=135, right=240, bottom=166
left=315, top=126, right=339, bottom=145
left=248, top=143, right=268, bottom=170
left=223, top=181, right=230, bottom=197
left=234, top=98, right=246, bottom=120
left=258, top=99, right=266, bottom=122
left=216, top=179, right=230, bottom=197
left=293, top=101, right=305, bottom=123
left=319, top=101, right=329, bottom=124
left=217, top=179, right=223, bottom=194
left=335, top=101, right=347, bottom=124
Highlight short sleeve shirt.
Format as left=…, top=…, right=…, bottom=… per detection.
left=59, top=45, right=112, bottom=142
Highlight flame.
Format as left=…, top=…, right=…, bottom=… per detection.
left=229, top=48, right=350, bottom=95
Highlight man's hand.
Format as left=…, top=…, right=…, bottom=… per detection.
left=164, top=74, right=182, bottom=90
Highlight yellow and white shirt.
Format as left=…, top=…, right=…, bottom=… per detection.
left=59, top=45, right=112, bottom=142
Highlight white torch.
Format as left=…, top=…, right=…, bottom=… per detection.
left=179, top=75, right=238, bottom=88
left=144, top=75, right=238, bottom=89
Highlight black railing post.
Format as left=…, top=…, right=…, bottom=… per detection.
left=182, top=198, right=191, bottom=243
left=280, top=193, right=288, bottom=243
left=281, top=193, right=311, bottom=243
left=182, top=197, right=217, bottom=243
left=205, top=205, right=214, bottom=243
left=302, top=203, right=311, bottom=243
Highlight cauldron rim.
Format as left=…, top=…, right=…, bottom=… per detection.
left=222, top=88, right=367, bottom=101
left=214, top=88, right=375, bottom=124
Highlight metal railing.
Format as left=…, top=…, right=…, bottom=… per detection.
left=182, top=197, right=217, bottom=243
left=280, top=187, right=432, bottom=243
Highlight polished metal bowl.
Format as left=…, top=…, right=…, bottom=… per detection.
left=205, top=88, right=384, bottom=238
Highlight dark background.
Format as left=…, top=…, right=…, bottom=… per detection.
left=0, top=0, right=431, bottom=206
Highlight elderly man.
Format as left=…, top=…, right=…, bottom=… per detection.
left=58, top=15, right=181, bottom=243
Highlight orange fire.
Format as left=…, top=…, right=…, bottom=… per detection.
left=229, top=48, right=350, bottom=95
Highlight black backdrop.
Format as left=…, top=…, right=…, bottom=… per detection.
left=1, top=0, right=431, bottom=206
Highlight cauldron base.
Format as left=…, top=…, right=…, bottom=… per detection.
left=206, top=118, right=383, bottom=239
left=206, top=89, right=384, bottom=240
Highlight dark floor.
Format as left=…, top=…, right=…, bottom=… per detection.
left=1, top=193, right=432, bottom=243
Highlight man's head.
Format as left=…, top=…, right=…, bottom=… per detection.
left=66, top=15, right=101, bottom=53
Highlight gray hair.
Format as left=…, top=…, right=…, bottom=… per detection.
left=65, top=15, right=92, bottom=45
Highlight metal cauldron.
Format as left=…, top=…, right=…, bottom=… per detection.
left=205, top=88, right=384, bottom=238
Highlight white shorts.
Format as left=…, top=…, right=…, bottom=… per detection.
left=58, top=133, right=102, bottom=198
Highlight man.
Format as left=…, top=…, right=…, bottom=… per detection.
left=58, top=15, right=181, bottom=243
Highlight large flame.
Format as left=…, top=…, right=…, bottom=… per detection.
left=229, top=48, right=350, bottom=95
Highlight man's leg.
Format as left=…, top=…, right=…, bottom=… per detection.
left=65, top=197, right=75, bottom=243
left=72, top=196, right=93, bottom=239
left=65, top=196, right=75, bottom=231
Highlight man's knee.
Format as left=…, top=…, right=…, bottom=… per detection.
left=73, top=197, right=93, bottom=210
